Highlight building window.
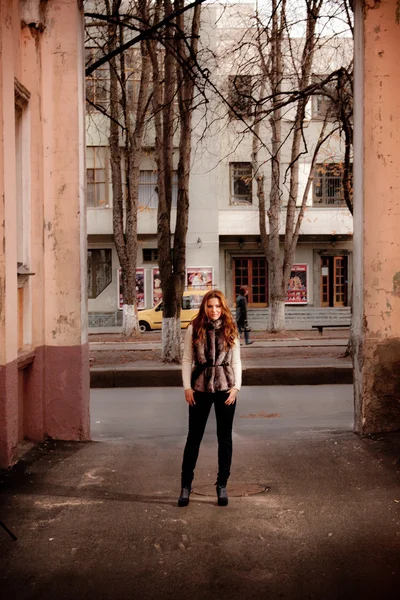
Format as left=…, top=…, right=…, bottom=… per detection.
left=88, top=249, right=112, bottom=299
left=87, top=147, right=108, bottom=208
left=311, top=73, right=352, bottom=121
left=312, top=74, right=331, bottom=119
left=143, top=248, right=159, bottom=262
left=85, top=47, right=109, bottom=110
left=15, top=79, right=32, bottom=349
left=313, top=163, right=349, bottom=206
left=230, top=163, right=252, bottom=205
left=228, top=75, right=253, bottom=117
left=312, top=93, right=333, bottom=119
left=138, top=170, right=178, bottom=208
left=86, top=47, right=145, bottom=112
left=311, top=74, right=337, bottom=120
left=125, top=48, right=142, bottom=106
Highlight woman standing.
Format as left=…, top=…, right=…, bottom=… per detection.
left=179, top=290, right=242, bottom=507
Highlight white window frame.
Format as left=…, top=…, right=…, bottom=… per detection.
left=87, top=146, right=109, bottom=208
left=85, top=47, right=110, bottom=110
left=138, top=170, right=178, bottom=208
left=313, top=163, right=346, bottom=207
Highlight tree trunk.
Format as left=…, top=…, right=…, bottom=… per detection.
left=107, top=2, right=138, bottom=336
left=123, top=10, right=151, bottom=336
left=148, top=0, right=200, bottom=362
left=122, top=304, right=137, bottom=335
left=267, top=0, right=323, bottom=331
left=266, top=0, right=285, bottom=332
left=162, top=317, right=182, bottom=362
left=282, top=0, right=321, bottom=289
left=147, top=1, right=181, bottom=362
left=269, top=298, right=285, bottom=333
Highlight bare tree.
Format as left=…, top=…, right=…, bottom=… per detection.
left=85, top=0, right=353, bottom=344
left=110, top=0, right=152, bottom=334
left=86, top=0, right=151, bottom=336
left=219, top=0, right=353, bottom=331
left=147, top=0, right=202, bottom=362
left=85, top=0, right=204, bottom=356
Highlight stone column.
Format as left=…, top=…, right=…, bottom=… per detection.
left=0, top=0, right=19, bottom=467
left=38, top=0, right=90, bottom=440
left=0, top=0, right=89, bottom=468
left=353, top=0, right=400, bottom=433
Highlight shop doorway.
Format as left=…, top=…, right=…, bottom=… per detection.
left=320, top=255, right=348, bottom=307
left=233, top=257, right=268, bottom=307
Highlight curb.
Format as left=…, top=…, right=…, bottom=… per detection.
left=90, top=366, right=353, bottom=388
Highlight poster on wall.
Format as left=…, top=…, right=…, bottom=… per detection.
left=152, top=268, right=162, bottom=306
left=118, top=268, right=145, bottom=310
left=186, top=267, right=213, bottom=290
left=286, top=264, right=308, bottom=304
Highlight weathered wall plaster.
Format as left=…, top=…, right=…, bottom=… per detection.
left=0, top=0, right=89, bottom=468
left=354, top=0, right=400, bottom=433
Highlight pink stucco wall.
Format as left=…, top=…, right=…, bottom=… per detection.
left=0, top=0, right=20, bottom=467
left=354, top=0, right=400, bottom=433
left=0, top=0, right=89, bottom=468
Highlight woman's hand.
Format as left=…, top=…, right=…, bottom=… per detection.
left=185, top=388, right=196, bottom=406
left=225, top=388, right=238, bottom=405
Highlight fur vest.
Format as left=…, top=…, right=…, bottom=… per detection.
left=191, top=319, right=235, bottom=393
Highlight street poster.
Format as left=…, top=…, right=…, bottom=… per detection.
left=186, top=267, right=213, bottom=290
left=152, top=268, right=162, bottom=306
left=118, top=267, right=145, bottom=310
left=286, top=264, right=308, bottom=304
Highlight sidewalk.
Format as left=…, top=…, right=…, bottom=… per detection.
left=1, top=408, right=400, bottom=598
left=89, top=330, right=352, bottom=387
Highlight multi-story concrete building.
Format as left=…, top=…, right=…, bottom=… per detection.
left=86, top=4, right=353, bottom=330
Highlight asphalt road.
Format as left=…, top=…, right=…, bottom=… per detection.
left=2, top=386, right=400, bottom=599
left=90, top=385, right=354, bottom=441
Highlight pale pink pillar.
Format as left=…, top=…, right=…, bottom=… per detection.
left=353, top=0, right=400, bottom=433
left=0, top=0, right=19, bottom=467
left=38, top=0, right=90, bottom=440
left=0, top=0, right=89, bottom=469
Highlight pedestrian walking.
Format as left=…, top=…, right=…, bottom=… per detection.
left=179, top=289, right=242, bottom=507
left=236, top=285, right=253, bottom=345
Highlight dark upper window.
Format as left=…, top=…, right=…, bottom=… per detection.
left=311, top=73, right=352, bottom=121
left=85, top=48, right=109, bottom=110
left=230, top=162, right=252, bottom=205
left=228, top=75, right=253, bottom=118
left=313, top=163, right=352, bottom=207
left=143, top=248, right=159, bottom=262
left=88, top=249, right=112, bottom=299
left=311, top=74, right=335, bottom=120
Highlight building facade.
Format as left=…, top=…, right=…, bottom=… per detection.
left=86, top=4, right=353, bottom=329
left=0, top=0, right=89, bottom=468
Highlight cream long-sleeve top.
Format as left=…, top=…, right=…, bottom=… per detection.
left=182, top=324, right=242, bottom=391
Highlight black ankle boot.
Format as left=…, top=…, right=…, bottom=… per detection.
left=178, top=486, right=191, bottom=507
left=216, top=484, right=228, bottom=506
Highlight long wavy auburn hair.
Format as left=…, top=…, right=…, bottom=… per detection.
left=191, top=290, right=238, bottom=350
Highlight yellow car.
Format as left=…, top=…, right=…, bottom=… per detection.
left=138, top=289, right=208, bottom=333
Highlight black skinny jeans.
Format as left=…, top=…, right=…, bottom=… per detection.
left=181, top=391, right=236, bottom=488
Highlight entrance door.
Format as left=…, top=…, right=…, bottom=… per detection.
left=233, top=257, right=268, bottom=306
left=321, top=256, right=348, bottom=307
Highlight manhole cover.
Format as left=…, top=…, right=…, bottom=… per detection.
left=240, top=411, right=281, bottom=419
left=192, top=483, right=268, bottom=497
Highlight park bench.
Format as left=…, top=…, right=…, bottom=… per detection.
left=312, top=323, right=351, bottom=335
